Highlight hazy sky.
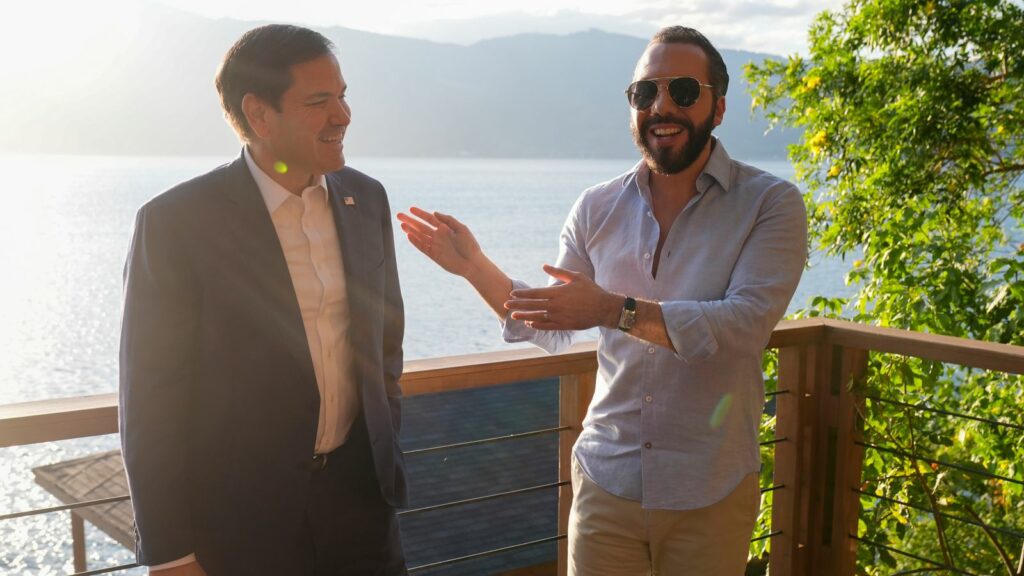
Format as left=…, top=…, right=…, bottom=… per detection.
left=151, top=0, right=845, bottom=53
left=9, top=0, right=844, bottom=60
left=173, top=0, right=846, bottom=53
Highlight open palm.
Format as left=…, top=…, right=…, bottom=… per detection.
left=396, top=207, right=482, bottom=277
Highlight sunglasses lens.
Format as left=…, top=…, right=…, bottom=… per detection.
left=626, top=80, right=657, bottom=110
left=669, top=77, right=702, bottom=108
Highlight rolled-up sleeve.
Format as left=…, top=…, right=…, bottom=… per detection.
left=662, top=183, right=807, bottom=363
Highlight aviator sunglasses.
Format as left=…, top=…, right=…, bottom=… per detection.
left=625, top=76, right=714, bottom=110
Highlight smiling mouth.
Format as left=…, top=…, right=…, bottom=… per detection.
left=319, top=134, right=343, bottom=144
left=651, top=125, right=684, bottom=137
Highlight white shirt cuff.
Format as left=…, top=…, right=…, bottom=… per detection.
left=149, top=553, right=197, bottom=571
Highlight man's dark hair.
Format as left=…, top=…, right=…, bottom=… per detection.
left=650, top=26, right=729, bottom=99
left=216, top=24, right=335, bottom=140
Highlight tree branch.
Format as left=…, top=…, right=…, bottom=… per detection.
left=901, top=365, right=956, bottom=569
left=984, top=163, right=1024, bottom=177
left=960, top=501, right=1016, bottom=576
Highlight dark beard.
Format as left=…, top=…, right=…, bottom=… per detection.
left=631, top=103, right=716, bottom=175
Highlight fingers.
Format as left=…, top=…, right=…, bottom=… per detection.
left=504, top=298, right=548, bottom=311
left=524, top=320, right=560, bottom=330
left=404, top=207, right=465, bottom=234
left=400, top=224, right=432, bottom=256
left=397, top=213, right=435, bottom=236
left=397, top=212, right=442, bottom=257
left=434, top=212, right=466, bottom=233
left=407, top=206, right=442, bottom=227
left=542, top=264, right=579, bottom=283
left=509, top=286, right=560, bottom=299
left=510, top=309, right=549, bottom=320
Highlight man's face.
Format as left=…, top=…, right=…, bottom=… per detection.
left=630, top=43, right=725, bottom=175
left=262, top=53, right=350, bottom=180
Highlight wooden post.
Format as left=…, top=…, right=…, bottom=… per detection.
left=828, top=346, right=868, bottom=575
left=772, top=344, right=819, bottom=576
left=71, top=511, right=87, bottom=573
left=805, top=345, right=868, bottom=575
left=558, top=370, right=595, bottom=576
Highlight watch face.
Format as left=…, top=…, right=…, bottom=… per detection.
left=618, top=301, right=637, bottom=331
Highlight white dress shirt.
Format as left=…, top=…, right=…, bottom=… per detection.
left=244, top=148, right=359, bottom=455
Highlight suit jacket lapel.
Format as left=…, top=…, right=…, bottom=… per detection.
left=220, top=155, right=318, bottom=387
left=326, top=173, right=371, bottom=379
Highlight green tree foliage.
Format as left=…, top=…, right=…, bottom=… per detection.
left=745, top=1, right=1024, bottom=573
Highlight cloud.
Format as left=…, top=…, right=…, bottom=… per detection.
left=619, top=0, right=844, bottom=54
left=391, top=0, right=843, bottom=55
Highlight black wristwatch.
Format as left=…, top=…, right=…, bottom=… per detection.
left=617, top=296, right=637, bottom=332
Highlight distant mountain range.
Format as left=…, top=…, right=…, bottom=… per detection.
left=2, top=5, right=798, bottom=159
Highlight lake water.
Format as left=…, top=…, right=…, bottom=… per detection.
left=0, top=154, right=853, bottom=573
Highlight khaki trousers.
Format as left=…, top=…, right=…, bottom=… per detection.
left=568, top=456, right=759, bottom=576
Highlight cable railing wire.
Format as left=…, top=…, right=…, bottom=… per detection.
left=402, top=425, right=570, bottom=456
left=750, top=530, right=782, bottom=543
left=407, top=534, right=564, bottom=573
left=854, top=488, right=1024, bottom=541
left=864, top=393, right=1024, bottom=433
left=857, top=441, right=1024, bottom=487
left=0, top=495, right=130, bottom=522
left=71, top=563, right=139, bottom=576
left=399, top=481, right=567, bottom=517
left=0, top=429, right=569, bottom=523
left=852, top=534, right=981, bottom=576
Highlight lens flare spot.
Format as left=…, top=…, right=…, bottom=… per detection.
left=273, top=161, right=288, bottom=174
left=709, top=393, right=733, bottom=429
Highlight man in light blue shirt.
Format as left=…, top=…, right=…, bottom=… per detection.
left=398, top=26, right=806, bottom=576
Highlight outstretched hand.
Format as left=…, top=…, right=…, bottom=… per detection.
left=397, top=207, right=482, bottom=277
left=506, top=264, right=620, bottom=331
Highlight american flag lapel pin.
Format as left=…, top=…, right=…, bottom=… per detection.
left=343, top=196, right=356, bottom=206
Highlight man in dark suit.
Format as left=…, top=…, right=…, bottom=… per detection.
left=119, top=24, right=407, bottom=576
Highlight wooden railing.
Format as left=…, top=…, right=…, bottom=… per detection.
left=2, top=318, right=1023, bottom=575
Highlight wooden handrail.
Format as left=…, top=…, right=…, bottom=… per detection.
left=821, top=319, right=1024, bottom=374
left=0, top=393, right=118, bottom=448
left=401, top=341, right=598, bottom=395
left=2, top=319, right=1022, bottom=448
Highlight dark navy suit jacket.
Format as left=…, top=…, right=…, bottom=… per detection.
left=119, top=154, right=407, bottom=573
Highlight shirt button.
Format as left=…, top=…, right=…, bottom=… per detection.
left=644, top=395, right=653, bottom=403
left=647, top=211, right=653, bottom=218
left=648, top=347, right=656, bottom=354
left=644, top=252, right=651, bottom=259
left=644, top=442, right=652, bottom=449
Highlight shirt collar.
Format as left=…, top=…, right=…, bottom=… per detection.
left=243, top=147, right=328, bottom=214
left=631, top=137, right=733, bottom=203
left=699, top=137, right=732, bottom=194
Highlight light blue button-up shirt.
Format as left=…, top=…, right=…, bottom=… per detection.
left=503, top=139, right=807, bottom=510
